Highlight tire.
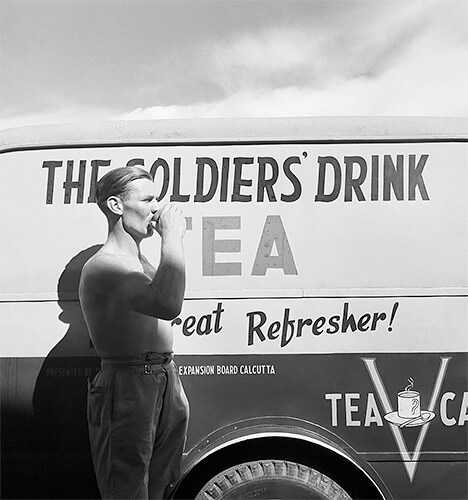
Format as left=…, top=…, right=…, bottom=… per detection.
left=194, top=460, right=352, bottom=500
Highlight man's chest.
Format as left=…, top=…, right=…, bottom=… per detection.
left=140, top=258, right=156, bottom=279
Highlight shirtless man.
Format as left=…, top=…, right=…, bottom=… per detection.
left=79, top=166, right=189, bottom=500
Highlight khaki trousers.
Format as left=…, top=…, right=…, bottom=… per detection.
left=87, top=352, right=189, bottom=500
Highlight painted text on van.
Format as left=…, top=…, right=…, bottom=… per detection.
left=325, top=391, right=468, bottom=427
left=42, top=153, right=430, bottom=204
left=247, top=302, right=399, bottom=347
left=315, top=154, right=430, bottom=202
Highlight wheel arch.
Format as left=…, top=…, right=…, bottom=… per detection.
left=174, top=416, right=391, bottom=500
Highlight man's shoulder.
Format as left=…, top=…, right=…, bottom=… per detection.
left=82, top=250, right=138, bottom=277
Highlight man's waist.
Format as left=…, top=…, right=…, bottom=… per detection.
left=101, top=351, right=174, bottom=369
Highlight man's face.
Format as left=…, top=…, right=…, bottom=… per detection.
left=120, top=178, right=160, bottom=239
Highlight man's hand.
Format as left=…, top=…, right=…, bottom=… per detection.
left=152, top=204, right=186, bottom=239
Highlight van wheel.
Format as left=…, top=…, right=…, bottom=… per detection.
left=194, top=460, right=352, bottom=500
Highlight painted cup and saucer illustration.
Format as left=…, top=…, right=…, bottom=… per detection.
left=384, top=378, right=435, bottom=428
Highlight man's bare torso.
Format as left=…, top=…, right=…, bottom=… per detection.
left=79, top=249, right=174, bottom=359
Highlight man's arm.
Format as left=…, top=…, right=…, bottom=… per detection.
left=82, top=206, right=186, bottom=320
left=150, top=211, right=186, bottom=318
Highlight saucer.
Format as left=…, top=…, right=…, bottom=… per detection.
left=384, top=410, right=435, bottom=427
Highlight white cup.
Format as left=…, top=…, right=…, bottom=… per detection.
left=398, top=390, right=421, bottom=419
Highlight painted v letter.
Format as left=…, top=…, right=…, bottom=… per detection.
left=362, top=357, right=451, bottom=482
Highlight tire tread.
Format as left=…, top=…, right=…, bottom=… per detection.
left=195, top=459, right=352, bottom=500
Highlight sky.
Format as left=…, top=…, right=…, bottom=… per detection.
left=1, top=0, right=467, bottom=131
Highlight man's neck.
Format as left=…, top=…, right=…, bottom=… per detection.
left=105, top=226, right=142, bottom=258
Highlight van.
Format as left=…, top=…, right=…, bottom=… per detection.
left=1, top=117, right=467, bottom=499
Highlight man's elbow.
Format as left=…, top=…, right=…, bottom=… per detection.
left=158, top=300, right=183, bottom=320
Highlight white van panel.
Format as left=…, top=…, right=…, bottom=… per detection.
left=1, top=142, right=467, bottom=300
left=1, top=295, right=466, bottom=357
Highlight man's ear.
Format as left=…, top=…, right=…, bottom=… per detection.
left=106, top=196, right=123, bottom=216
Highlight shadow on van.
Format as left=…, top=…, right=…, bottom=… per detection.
left=14, top=245, right=102, bottom=499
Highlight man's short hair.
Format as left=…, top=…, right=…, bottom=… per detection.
left=96, top=166, right=153, bottom=213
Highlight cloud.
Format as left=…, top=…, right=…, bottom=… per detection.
left=0, top=105, right=111, bottom=132
left=184, top=0, right=458, bottom=93
left=1, top=0, right=466, bottom=131
left=117, top=1, right=468, bottom=120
